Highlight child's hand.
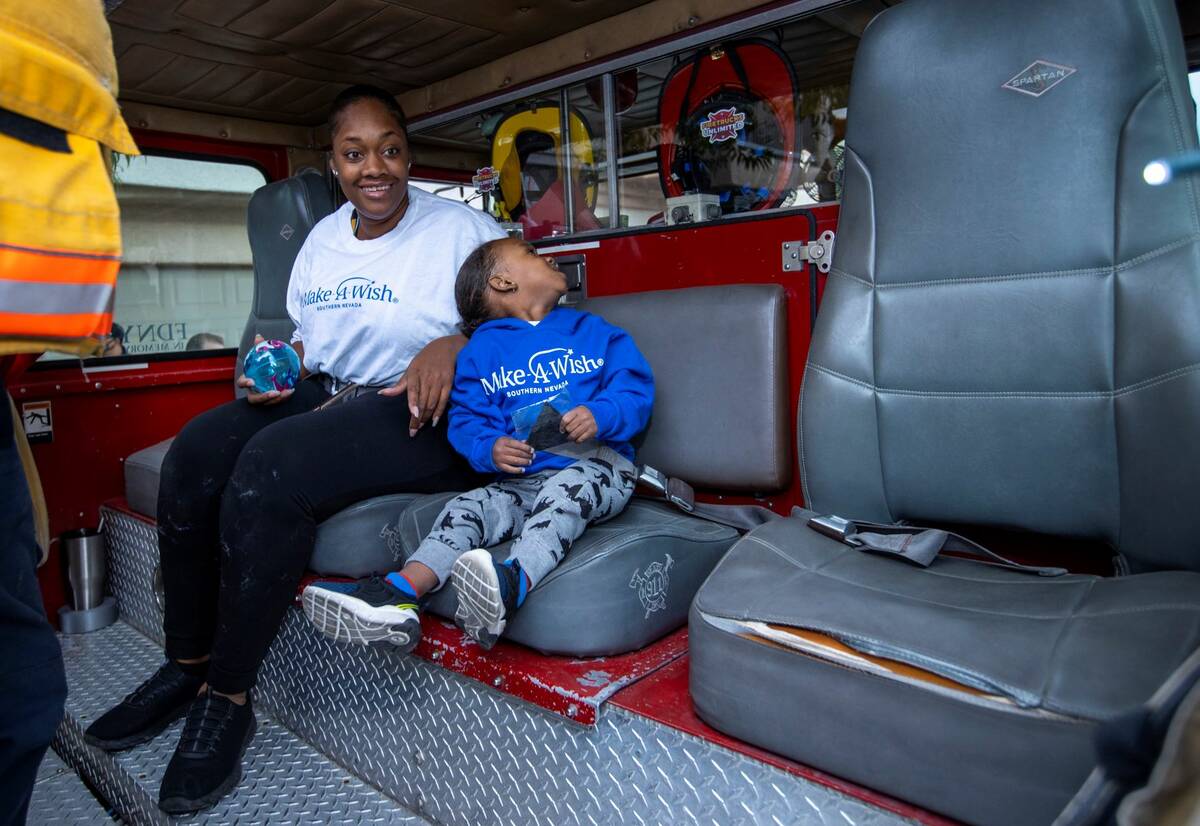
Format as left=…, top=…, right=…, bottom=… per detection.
left=560, top=406, right=597, bottom=443
left=493, top=437, right=534, bottom=473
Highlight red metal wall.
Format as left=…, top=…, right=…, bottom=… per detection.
left=16, top=356, right=236, bottom=624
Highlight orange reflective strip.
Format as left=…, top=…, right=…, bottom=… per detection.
left=0, top=243, right=119, bottom=285
left=0, top=311, right=112, bottom=338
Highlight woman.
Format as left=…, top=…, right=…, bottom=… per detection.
left=83, top=85, right=505, bottom=814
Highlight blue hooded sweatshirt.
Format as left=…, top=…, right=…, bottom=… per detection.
left=447, top=307, right=654, bottom=475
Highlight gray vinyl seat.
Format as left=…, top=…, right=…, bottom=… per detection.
left=394, top=284, right=790, bottom=656
left=689, top=0, right=1200, bottom=824
left=122, top=171, right=418, bottom=570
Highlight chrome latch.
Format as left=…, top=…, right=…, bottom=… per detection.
left=782, top=230, right=835, bottom=274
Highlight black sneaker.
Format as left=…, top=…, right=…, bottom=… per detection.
left=301, top=576, right=422, bottom=652
left=84, top=660, right=204, bottom=751
left=158, top=689, right=256, bottom=815
left=450, top=551, right=527, bottom=650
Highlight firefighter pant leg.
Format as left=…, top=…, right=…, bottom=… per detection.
left=0, top=380, right=66, bottom=826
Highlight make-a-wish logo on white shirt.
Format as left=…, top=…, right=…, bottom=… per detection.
left=481, top=347, right=604, bottom=395
left=302, top=276, right=400, bottom=310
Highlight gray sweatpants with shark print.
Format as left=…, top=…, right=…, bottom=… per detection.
left=409, top=446, right=638, bottom=588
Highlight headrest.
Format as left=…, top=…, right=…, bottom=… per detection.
left=801, top=0, right=1200, bottom=570
left=580, top=284, right=790, bottom=492
left=246, top=170, right=334, bottom=322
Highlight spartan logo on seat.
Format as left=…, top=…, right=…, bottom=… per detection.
left=279, top=224, right=295, bottom=240
left=630, top=554, right=673, bottom=619
left=1002, top=60, right=1077, bottom=97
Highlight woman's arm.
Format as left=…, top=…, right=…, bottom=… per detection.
left=379, top=333, right=466, bottom=436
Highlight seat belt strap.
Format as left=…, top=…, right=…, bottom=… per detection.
left=808, top=514, right=1067, bottom=577
left=637, top=465, right=783, bottom=532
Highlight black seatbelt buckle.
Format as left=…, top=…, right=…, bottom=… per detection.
left=637, top=464, right=696, bottom=512
left=808, top=514, right=858, bottom=544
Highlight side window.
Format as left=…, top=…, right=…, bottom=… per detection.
left=411, top=179, right=488, bottom=211
left=408, top=0, right=877, bottom=237
left=616, top=32, right=853, bottom=225
left=71, top=154, right=265, bottom=359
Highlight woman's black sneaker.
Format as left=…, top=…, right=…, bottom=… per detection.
left=158, top=688, right=256, bottom=815
left=84, top=660, right=204, bottom=751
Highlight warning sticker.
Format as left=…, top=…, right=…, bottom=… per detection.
left=21, top=401, right=52, bottom=444
left=699, top=107, right=747, bottom=143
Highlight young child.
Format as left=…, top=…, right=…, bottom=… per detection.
left=303, top=237, right=654, bottom=650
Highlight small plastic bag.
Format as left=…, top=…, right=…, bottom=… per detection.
left=511, top=391, right=574, bottom=451
left=511, top=391, right=603, bottom=459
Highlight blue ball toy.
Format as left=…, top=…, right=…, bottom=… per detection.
left=243, top=339, right=301, bottom=393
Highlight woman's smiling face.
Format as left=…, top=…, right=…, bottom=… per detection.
left=330, top=97, right=411, bottom=233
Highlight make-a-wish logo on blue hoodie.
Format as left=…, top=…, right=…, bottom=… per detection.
left=302, top=276, right=400, bottom=310
left=480, top=347, right=606, bottom=395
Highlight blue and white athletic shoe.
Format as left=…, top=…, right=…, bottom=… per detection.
left=301, top=576, right=421, bottom=652
left=450, top=551, right=527, bottom=650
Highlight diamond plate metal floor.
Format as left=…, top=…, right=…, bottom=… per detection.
left=96, top=504, right=923, bottom=826
left=55, top=622, right=429, bottom=825
left=27, top=748, right=115, bottom=824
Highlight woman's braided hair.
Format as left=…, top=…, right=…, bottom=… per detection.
left=455, top=238, right=508, bottom=337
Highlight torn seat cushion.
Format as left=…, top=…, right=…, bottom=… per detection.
left=400, top=492, right=737, bottom=657
left=689, top=511, right=1200, bottom=826
left=123, top=438, right=414, bottom=578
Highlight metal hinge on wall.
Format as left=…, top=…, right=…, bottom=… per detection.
left=781, top=230, right=835, bottom=273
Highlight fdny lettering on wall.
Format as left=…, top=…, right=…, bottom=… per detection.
left=123, top=322, right=189, bottom=354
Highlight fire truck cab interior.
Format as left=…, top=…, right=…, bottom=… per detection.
left=16, top=0, right=1200, bottom=824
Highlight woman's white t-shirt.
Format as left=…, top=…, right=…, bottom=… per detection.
left=286, top=187, right=505, bottom=386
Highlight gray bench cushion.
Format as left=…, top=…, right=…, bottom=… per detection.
left=690, top=513, right=1200, bottom=826
left=579, top=285, right=789, bottom=492
left=399, top=492, right=737, bottom=657
left=125, top=438, right=172, bottom=518
left=123, top=438, right=414, bottom=578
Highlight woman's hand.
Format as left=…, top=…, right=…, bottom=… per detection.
left=493, top=437, right=534, bottom=474
left=237, top=374, right=294, bottom=405
left=561, top=406, right=598, bottom=443
left=380, top=334, right=466, bottom=436
left=239, top=335, right=295, bottom=406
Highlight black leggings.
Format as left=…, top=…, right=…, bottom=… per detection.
left=158, top=377, right=478, bottom=693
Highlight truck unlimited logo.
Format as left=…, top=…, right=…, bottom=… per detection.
left=480, top=348, right=604, bottom=395
left=630, top=554, right=673, bottom=618
left=302, top=276, right=399, bottom=310
left=1002, top=60, right=1076, bottom=97
left=700, top=107, right=747, bottom=143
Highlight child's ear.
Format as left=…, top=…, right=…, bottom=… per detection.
left=488, top=273, right=518, bottom=293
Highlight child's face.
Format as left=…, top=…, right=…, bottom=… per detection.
left=492, top=239, right=567, bottom=303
